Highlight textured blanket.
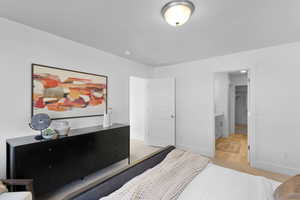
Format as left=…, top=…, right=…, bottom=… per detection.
left=101, top=149, right=210, bottom=200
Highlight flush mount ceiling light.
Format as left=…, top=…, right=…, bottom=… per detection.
left=124, top=50, right=131, bottom=55
left=162, top=0, right=195, bottom=27
left=240, top=70, right=248, bottom=74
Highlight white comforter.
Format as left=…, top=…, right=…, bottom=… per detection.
left=178, top=164, right=280, bottom=200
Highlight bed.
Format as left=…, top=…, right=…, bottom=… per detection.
left=178, top=163, right=280, bottom=200
left=66, top=146, right=283, bottom=200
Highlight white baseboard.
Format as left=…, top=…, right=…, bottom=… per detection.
left=253, top=160, right=300, bottom=176
left=176, top=143, right=213, bottom=157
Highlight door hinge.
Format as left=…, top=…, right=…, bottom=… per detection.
left=248, top=145, right=250, bottom=150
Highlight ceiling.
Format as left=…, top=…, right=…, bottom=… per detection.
left=0, top=0, right=300, bottom=66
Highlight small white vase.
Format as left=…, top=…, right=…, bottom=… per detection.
left=103, top=113, right=110, bottom=128
left=108, top=108, right=113, bottom=126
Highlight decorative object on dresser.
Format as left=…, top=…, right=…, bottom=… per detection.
left=6, top=124, right=130, bottom=198
left=103, top=107, right=113, bottom=128
left=50, top=121, right=70, bottom=136
left=29, top=113, right=52, bottom=140
left=41, top=128, right=58, bottom=140
left=32, top=64, right=108, bottom=119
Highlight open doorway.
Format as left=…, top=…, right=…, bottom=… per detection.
left=129, top=76, right=176, bottom=162
left=129, top=76, right=160, bottom=162
left=235, top=85, right=248, bottom=134
left=213, top=70, right=250, bottom=165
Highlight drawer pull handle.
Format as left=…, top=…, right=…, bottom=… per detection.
left=48, top=148, right=52, bottom=152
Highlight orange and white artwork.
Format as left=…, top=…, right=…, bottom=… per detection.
left=32, top=64, right=107, bottom=119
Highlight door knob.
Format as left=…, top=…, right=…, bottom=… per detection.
left=171, top=114, right=175, bottom=118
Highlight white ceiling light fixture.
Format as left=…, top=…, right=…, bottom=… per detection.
left=124, top=50, right=131, bottom=55
left=240, top=70, right=248, bottom=74
left=162, top=0, right=195, bottom=27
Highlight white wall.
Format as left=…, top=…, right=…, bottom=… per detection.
left=154, top=42, right=300, bottom=175
left=129, top=77, right=148, bottom=141
left=214, top=73, right=229, bottom=137
left=0, top=18, right=152, bottom=178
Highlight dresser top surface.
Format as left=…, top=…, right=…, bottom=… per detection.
left=7, top=123, right=129, bottom=147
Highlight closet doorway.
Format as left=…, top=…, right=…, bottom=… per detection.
left=235, top=85, right=248, bottom=134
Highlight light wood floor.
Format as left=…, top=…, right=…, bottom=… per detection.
left=215, top=133, right=248, bottom=165
left=214, top=133, right=290, bottom=182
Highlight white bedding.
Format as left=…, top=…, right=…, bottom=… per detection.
left=178, top=164, right=280, bottom=200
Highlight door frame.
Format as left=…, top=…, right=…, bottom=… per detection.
left=212, top=68, right=255, bottom=166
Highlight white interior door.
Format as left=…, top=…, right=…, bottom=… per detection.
left=146, top=78, right=175, bottom=147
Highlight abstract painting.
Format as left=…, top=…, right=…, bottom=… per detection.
left=32, top=64, right=107, bottom=119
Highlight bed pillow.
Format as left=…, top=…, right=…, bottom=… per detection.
left=274, top=175, right=300, bottom=200
left=0, top=181, right=8, bottom=194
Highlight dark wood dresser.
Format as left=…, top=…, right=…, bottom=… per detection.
left=6, top=124, right=130, bottom=197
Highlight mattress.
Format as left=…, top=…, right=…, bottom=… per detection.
left=178, top=163, right=280, bottom=200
